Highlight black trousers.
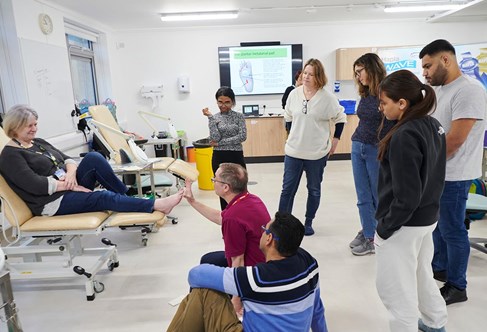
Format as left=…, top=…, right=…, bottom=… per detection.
left=200, top=250, right=228, bottom=267
left=211, top=150, right=246, bottom=210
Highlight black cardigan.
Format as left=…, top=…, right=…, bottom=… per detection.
left=0, top=138, right=70, bottom=215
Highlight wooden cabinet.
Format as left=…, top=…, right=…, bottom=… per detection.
left=332, top=114, right=359, bottom=154
left=242, top=116, right=287, bottom=157
left=242, top=114, right=359, bottom=158
left=336, top=47, right=376, bottom=80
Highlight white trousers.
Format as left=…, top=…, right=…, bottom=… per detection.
left=375, top=223, right=447, bottom=332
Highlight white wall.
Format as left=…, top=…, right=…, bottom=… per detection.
left=0, top=0, right=113, bottom=152
left=3, top=1, right=487, bottom=147
left=110, top=20, right=487, bottom=145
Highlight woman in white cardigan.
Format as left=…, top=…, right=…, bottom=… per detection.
left=279, top=58, right=347, bottom=236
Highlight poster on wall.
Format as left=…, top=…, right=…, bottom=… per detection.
left=455, top=44, right=487, bottom=90
left=377, top=42, right=487, bottom=91
left=377, top=46, right=423, bottom=80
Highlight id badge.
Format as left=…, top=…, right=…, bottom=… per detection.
left=54, top=168, right=66, bottom=180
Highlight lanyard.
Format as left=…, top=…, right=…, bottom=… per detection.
left=13, top=138, right=60, bottom=168
left=228, top=192, right=249, bottom=209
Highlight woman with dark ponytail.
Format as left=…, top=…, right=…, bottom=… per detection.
left=374, top=70, right=448, bottom=332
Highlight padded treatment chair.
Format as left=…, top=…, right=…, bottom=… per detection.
left=0, top=127, right=166, bottom=245
left=88, top=105, right=198, bottom=194
left=0, top=129, right=166, bottom=301
left=466, top=193, right=487, bottom=254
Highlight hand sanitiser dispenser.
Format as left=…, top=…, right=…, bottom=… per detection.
left=178, top=76, right=190, bottom=93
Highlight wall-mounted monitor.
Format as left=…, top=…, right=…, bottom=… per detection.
left=218, top=44, right=303, bottom=96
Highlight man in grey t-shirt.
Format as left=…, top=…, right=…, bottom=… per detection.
left=420, top=39, right=487, bottom=306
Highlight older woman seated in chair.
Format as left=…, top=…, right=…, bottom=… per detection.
left=0, top=104, right=183, bottom=217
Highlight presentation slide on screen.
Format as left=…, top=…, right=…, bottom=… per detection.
left=229, top=45, right=293, bottom=95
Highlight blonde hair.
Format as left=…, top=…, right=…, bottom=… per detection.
left=3, top=104, right=38, bottom=138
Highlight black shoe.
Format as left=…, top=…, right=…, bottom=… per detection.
left=304, top=224, right=315, bottom=236
left=439, top=284, right=448, bottom=297
left=433, top=270, right=447, bottom=282
left=441, top=283, right=468, bottom=305
left=304, top=220, right=314, bottom=236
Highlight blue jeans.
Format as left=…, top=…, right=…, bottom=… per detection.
left=351, top=141, right=379, bottom=239
left=432, top=180, right=472, bottom=290
left=76, top=152, right=127, bottom=193
left=278, top=155, right=328, bottom=224
left=56, top=152, right=153, bottom=215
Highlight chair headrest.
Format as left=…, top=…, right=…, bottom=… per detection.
left=89, top=105, right=133, bottom=164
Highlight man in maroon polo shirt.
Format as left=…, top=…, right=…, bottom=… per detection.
left=184, top=162, right=271, bottom=315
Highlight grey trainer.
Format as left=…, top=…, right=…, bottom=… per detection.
left=349, top=230, right=365, bottom=248
left=351, top=239, right=375, bottom=256
left=418, top=319, right=446, bottom=332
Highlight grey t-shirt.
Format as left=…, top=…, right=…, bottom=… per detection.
left=432, top=75, right=487, bottom=181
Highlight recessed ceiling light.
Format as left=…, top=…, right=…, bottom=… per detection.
left=384, top=4, right=464, bottom=13
left=160, top=10, right=239, bottom=22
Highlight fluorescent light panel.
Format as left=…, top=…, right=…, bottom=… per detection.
left=160, top=10, right=238, bottom=22
left=384, top=4, right=464, bottom=12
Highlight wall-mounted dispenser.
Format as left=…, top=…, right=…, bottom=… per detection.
left=141, top=85, right=164, bottom=110
left=178, top=76, right=190, bottom=93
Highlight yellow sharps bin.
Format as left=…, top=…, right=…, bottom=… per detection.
left=193, top=139, right=214, bottom=190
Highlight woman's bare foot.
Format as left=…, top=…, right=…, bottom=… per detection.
left=154, top=189, right=184, bottom=214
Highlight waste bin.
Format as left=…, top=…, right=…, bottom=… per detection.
left=193, top=138, right=214, bottom=190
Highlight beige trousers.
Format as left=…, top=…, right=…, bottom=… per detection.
left=167, top=288, right=243, bottom=332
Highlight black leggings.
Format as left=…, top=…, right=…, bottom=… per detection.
left=212, top=150, right=246, bottom=210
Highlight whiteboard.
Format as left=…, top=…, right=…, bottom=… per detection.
left=19, top=38, right=75, bottom=137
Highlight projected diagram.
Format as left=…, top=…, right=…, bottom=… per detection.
left=239, top=60, right=254, bottom=92
left=229, top=46, right=292, bottom=95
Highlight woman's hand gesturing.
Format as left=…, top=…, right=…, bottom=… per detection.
left=202, top=108, right=212, bottom=117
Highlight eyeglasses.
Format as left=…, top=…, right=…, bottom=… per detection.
left=354, top=67, right=365, bottom=78
left=261, top=225, right=280, bottom=241
left=302, top=100, right=308, bottom=114
left=211, top=177, right=229, bottom=185
left=217, top=101, right=233, bottom=107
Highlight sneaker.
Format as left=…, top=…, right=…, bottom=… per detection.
left=351, top=239, right=375, bottom=256
left=349, top=230, right=365, bottom=248
left=418, top=319, right=446, bottom=332
left=441, top=283, right=467, bottom=305
left=304, top=225, right=315, bottom=236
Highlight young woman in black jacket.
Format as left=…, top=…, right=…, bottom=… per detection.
left=374, top=70, right=447, bottom=332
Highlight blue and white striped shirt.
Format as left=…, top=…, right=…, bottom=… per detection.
left=189, top=248, right=327, bottom=332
